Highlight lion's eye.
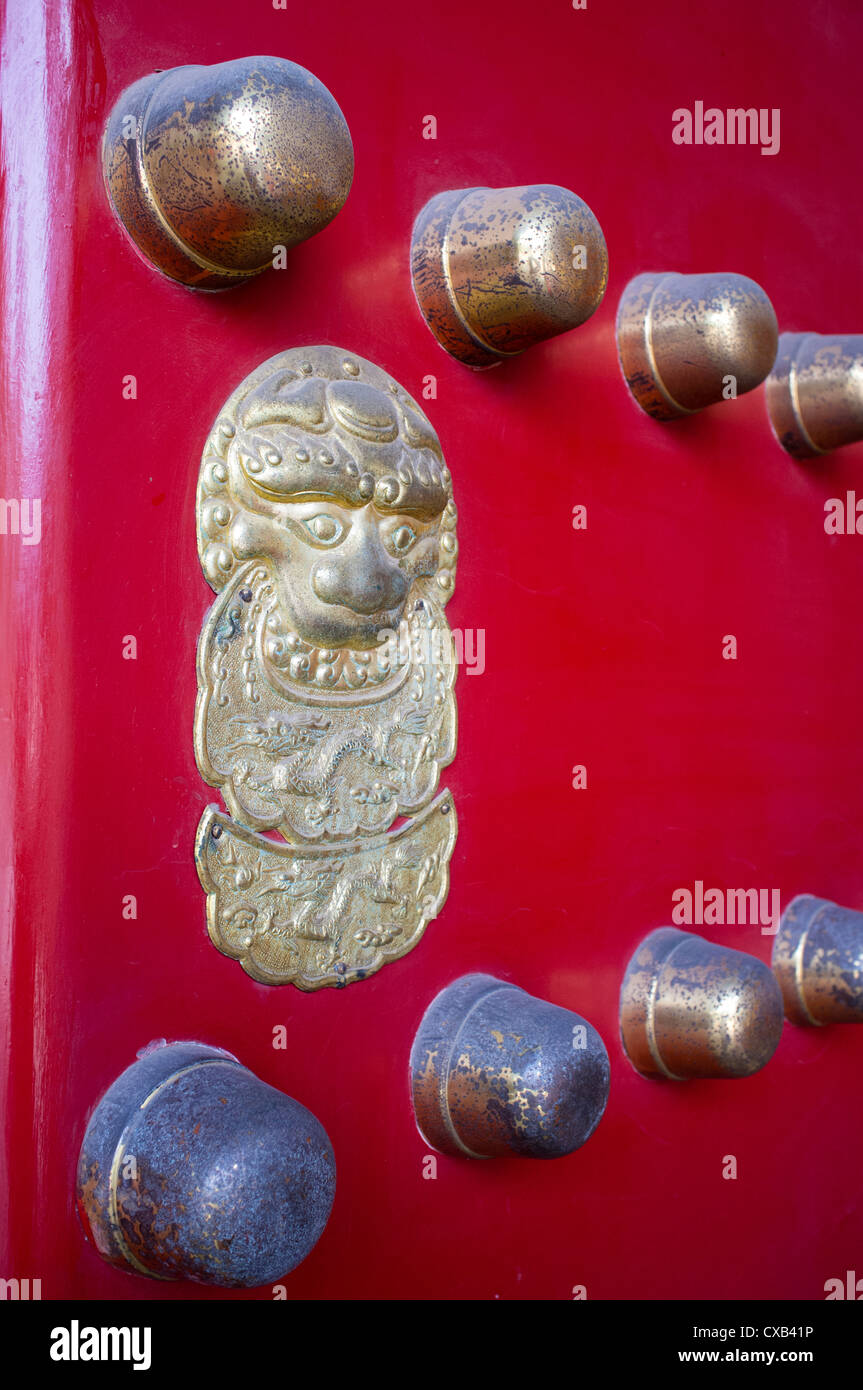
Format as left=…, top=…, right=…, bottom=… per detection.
left=301, top=514, right=344, bottom=546
left=388, top=524, right=417, bottom=555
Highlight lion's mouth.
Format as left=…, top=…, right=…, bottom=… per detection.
left=227, top=561, right=446, bottom=708
left=263, top=620, right=411, bottom=693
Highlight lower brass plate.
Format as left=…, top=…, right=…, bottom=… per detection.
left=196, top=793, right=456, bottom=990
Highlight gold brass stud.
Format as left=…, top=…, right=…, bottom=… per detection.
left=766, top=333, right=863, bottom=458
left=616, top=271, right=778, bottom=419
left=411, top=184, right=608, bottom=367
left=620, top=928, right=784, bottom=1080
left=772, top=895, right=863, bottom=1025
left=103, top=56, right=353, bottom=289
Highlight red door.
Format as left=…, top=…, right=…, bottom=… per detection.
left=2, top=0, right=862, bottom=1303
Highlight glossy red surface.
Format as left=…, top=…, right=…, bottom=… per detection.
left=2, top=0, right=862, bottom=1300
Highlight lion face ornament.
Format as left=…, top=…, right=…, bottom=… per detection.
left=194, top=348, right=458, bottom=989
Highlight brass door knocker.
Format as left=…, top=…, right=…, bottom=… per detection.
left=194, top=347, right=458, bottom=989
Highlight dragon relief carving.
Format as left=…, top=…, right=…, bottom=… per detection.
left=194, top=347, right=458, bottom=989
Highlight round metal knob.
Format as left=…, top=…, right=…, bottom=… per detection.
left=616, top=271, right=778, bottom=419
left=76, top=1042, right=336, bottom=1287
left=411, top=185, right=608, bottom=367
left=103, top=56, right=354, bottom=289
left=772, top=895, right=863, bottom=1025
left=766, top=332, right=863, bottom=458
left=620, top=928, right=784, bottom=1080
left=410, top=973, right=610, bottom=1158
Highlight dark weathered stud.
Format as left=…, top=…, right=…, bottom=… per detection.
left=76, top=1042, right=335, bottom=1287
left=410, top=973, right=610, bottom=1158
left=772, top=895, right=863, bottom=1025
left=620, top=928, right=784, bottom=1080
left=766, top=333, right=863, bottom=458
left=616, top=271, right=778, bottom=419
left=411, top=185, right=608, bottom=368
left=103, top=56, right=354, bottom=289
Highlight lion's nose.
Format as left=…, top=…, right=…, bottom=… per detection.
left=311, top=553, right=408, bottom=615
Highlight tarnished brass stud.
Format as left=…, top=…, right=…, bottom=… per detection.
left=620, top=928, right=784, bottom=1080
left=772, top=895, right=863, bottom=1025
left=76, top=1042, right=335, bottom=1287
left=410, top=185, right=608, bottom=367
left=766, top=333, right=863, bottom=458
left=103, top=56, right=354, bottom=289
left=410, top=973, right=610, bottom=1158
left=616, top=271, right=778, bottom=419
